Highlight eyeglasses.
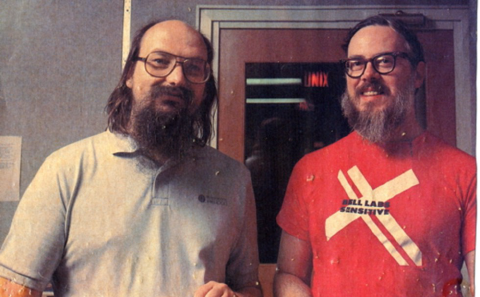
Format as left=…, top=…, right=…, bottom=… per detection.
left=134, top=51, right=211, bottom=84
left=342, top=52, right=411, bottom=78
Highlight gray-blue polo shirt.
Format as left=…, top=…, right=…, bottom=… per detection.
left=0, top=131, right=260, bottom=296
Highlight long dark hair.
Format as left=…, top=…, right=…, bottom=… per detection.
left=105, top=20, right=217, bottom=146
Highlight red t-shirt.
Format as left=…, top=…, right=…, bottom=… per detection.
left=277, top=132, right=476, bottom=296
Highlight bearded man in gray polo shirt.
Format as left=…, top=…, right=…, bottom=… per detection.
left=0, top=20, right=262, bottom=297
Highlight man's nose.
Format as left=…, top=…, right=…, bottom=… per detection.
left=361, top=61, right=380, bottom=80
left=165, top=62, right=187, bottom=85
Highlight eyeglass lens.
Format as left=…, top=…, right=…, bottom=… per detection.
left=345, top=54, right=397, bottom=78
left=145, top=52, right=209, bottom=83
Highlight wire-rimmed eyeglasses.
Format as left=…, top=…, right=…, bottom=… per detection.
left=342, top=52, right=411, bottom=78
left=134, top=51, right=211, bottom=84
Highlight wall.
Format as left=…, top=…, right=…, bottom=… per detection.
left=0, top=0, right=476, bottom=245
left=130, top=0, right=471, bottom=28
left=0, top=1, right=123, bottom=240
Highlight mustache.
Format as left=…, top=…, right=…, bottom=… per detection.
left=149, top=85, right=194, bottom=106
left=356, top=82, right=387, bottom=95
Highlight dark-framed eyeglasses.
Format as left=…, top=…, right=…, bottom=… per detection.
left=134, top=51, right=211, bottom=84
left=342, top=52, right=411, bottom=78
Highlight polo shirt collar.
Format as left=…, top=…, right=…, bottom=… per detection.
left=105, top=129, right=139, bottom=156
left=106, top=129, right=199, bottom=167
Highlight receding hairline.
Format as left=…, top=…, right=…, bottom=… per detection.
left=347, top=24, right=412, bottom=55
left=139, top=20, right=207, bottom=56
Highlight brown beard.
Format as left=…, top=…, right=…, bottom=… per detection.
left=341, top=82, right=412, bottom=143
left=130, top=85, right=195, bottom=161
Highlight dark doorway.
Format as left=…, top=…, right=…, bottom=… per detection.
left=244, top=62, right=349, bottom=262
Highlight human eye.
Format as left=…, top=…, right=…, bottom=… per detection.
left=346, top=59, right=364, bottom=70
left=147, top=53, right=172, bottom=69
left=185, top=59, right=205, bottom=76
left=375, top=55, right=394, bottom=68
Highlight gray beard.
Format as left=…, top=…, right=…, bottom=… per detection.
left=341, top=87, right=411, bottom=143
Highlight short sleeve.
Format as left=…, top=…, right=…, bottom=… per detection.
left=276, top=159, right=312, bottom=242
left=0, top=155, right=68, bottom=291
left=462, top=169, right=476, bottom=255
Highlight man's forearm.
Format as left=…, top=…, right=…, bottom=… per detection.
left=465, top=250, right=475, bottom=295
left=273, top=272, right=312, bottom=297
left=0, top=277, right=42, bottom=297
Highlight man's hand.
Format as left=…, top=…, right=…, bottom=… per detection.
left=194, top=281, right=237, bottom=297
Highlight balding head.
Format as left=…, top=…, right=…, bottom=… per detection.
left=106, top=19, right=217, bottom=146
left=139, top=20, right=207, bottom=60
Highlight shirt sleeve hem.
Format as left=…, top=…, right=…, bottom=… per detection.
left=0, top=266, right=48, bottom=292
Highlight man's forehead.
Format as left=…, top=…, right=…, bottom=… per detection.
left=139, top=20, right=207, bottom=58
left=348, top=25, right=408, bottom=57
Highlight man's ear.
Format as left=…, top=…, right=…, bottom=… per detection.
left=414, top=61, right=426, bottom=89
left=126, top=75, right=133, bottom=89
left=125, top=64, right=136, bottom=89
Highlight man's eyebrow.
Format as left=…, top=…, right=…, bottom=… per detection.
left=346, top=55, right=365, bottom=60
left=347, top=52, right=396, bottom=60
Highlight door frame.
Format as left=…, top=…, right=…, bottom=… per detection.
left=196, top=5, right=475, bottom=155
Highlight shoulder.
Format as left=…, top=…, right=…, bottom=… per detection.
left=421, top=132, right=475, bottom=166
left=44, top=131, right=111, bottom=166
left=413, top=132, right=476, bottom=185
left=283, top=133, right=358, bottom=190
left=296, top=132, right=358, bottom=168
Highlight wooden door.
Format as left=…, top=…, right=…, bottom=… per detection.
left=217, top=28, right=455, bottom=161
left=216, top=28, right=456, bottom=265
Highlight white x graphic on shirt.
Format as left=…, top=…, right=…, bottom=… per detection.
left=325, top=166, right=422, bottom=266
